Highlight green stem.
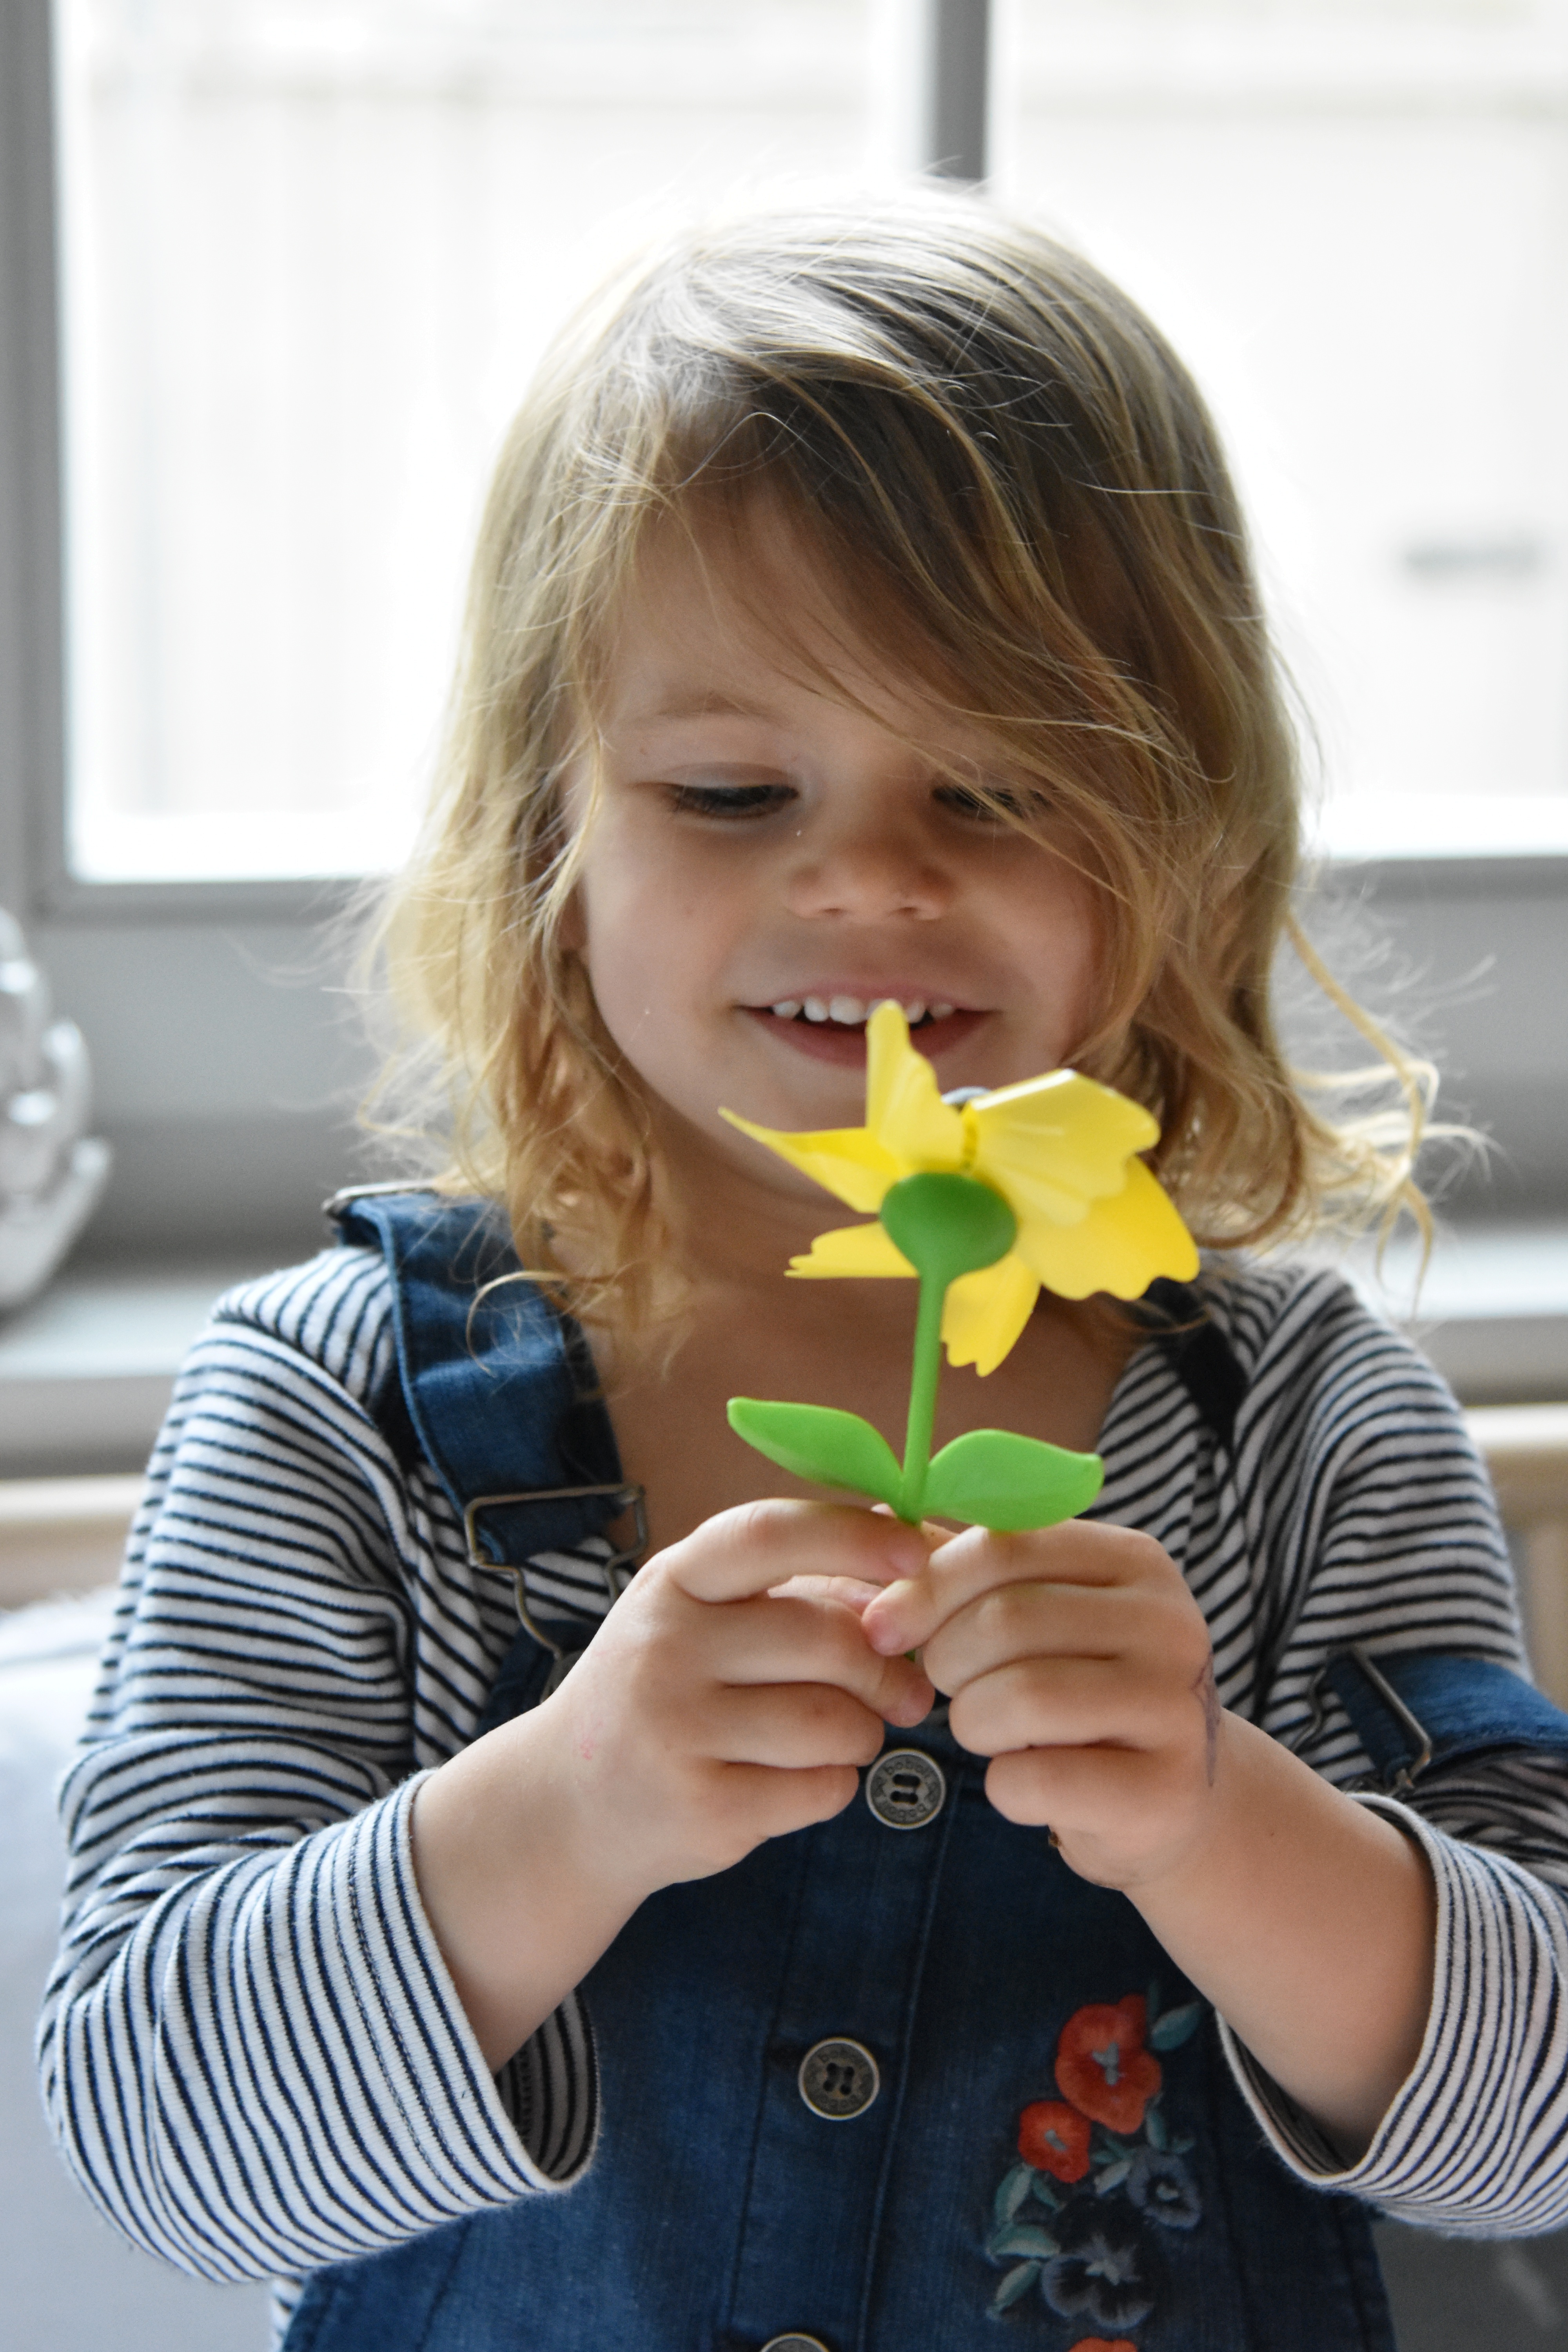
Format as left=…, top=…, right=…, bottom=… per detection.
left=898, top=1270, right=948, bottom=1522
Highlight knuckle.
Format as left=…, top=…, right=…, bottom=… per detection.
left=731, top=1496, right=792, bottom=1555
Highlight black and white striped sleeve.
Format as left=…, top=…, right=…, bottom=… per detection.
left=36, top=1251, right=597, bottom=2285
left=1212, top=1269, right=1568, bottom=2230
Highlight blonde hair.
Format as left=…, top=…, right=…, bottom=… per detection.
left=364, top=190, right=1431, bottom=1327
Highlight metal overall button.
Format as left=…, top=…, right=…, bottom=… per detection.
left=865, top=1746, right=946, bottom=1829
left=759, top=2336, right=832, bottom=2352
left=798, top=2037, right=880, bottom=2120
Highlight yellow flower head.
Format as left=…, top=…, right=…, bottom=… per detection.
left=722, top=1002, right=1198, bottom=1376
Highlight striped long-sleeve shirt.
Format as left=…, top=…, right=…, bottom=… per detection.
left=37, top=1243, right=1568, bottom=2299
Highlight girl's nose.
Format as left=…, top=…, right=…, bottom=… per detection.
left=781, top=807, right=952, bottom=922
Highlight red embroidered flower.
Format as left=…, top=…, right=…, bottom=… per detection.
left=1066, top=2340, right=1137, bottom=2352
left=1017, top=2098, right=1092, bottom=2182
left=1055, top=1995, right=1162, bottom=2133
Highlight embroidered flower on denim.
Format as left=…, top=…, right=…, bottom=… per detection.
left=1125, top=2145, right=1201, bottom=2231
left=1056, top=1996, right=1163, bottom=2135
left=985, top=1980, right=1204, bottom=2328
left=1018, top=2100, right=1092, bottom=2184
left=1042, top=2205, right=1156, bottom=2332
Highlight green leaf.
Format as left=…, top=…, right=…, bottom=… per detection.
left=1145, top=2104, right=1169, bottom=2152
left=1149, top=2001, right=1204, bottom=2051
left=993, top=2161, right=1036, bottom=2230
left=1094, top=2156, right=1134, bottom=2195
left=920, top=1430, right=1105, bottom=1532
left=989, top=2223, right=1060, bottom=2262
left=726, top=1398, right=902, bottom=1507
left=1030, top=2171, right=1062, bottom=2210
left=991, top=2261, right=1042, bottom=2312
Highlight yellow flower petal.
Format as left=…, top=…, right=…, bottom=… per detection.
left=967, top=1071, right=1161, bottom=1227
left=865, top=1002, right=966, bottom=1171
left=720, top=1108, right=901, bottom=1213
left=940, top=1251, right=1041, bottom=1376
left=1013, top=1157, right=1199, bottom=1300
left=788, top=1222, right=916, bottom=1279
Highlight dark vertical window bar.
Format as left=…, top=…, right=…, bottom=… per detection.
left=919, top=0, right=991, bottom=184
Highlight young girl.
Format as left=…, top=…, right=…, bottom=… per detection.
left=41, top=194, right=1568, bottom=2352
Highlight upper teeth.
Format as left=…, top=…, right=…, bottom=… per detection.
left=769, top=995, right=958, bottom=1026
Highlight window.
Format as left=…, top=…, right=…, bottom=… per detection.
left=2, top=0, right=1564, bottom=1257
left=54, top=0, right=878, bottom=884
left=1000, top=0, right=1568, bottom=859
left=48, top=0, right=1568, bottom=882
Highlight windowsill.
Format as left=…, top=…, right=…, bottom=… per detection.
left=0, top=1255, right=284, bottom=1476
left=0, top=1222, right=1566, bottom=1483
left=1336, top=1220, right=1568, bottom=1405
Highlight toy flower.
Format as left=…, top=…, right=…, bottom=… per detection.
left=724, top=1001, right=1196, bottom=1376
left=722, top=1002, right=1197, bottom=1531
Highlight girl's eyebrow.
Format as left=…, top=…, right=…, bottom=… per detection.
left=637, top=688, right=782, bottom=723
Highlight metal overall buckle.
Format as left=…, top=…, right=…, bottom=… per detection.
left=463, top=1481, right=648, bottom=1697
left=1301, top=1642, right=1435, bottom=1797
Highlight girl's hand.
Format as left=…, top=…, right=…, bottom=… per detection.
left=411, top=1501, right=933, bottom=2067
left=860, top=1519, right=1221, bottom=1890
left=543, top=1499, right=935, bottom=1901
left=862, top=1521, right=1439, bottom=2153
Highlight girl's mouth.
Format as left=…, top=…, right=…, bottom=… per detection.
left=746, top=994, right=985, bottom=1066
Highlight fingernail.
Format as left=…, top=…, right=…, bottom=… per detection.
left=864, top=1591, right=914, bottom=1652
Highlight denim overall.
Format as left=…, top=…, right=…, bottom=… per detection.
left=283, top=1192, right=1568, bottom=2352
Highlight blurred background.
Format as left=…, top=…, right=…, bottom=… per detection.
left=3, top=1, right=1568, bottom=2344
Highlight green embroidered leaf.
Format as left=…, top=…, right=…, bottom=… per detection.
left=1149, top=2001, right=1203, bottom=2051
left=1094, top=2156, right=1134, bottom=2195
left=992, top=2260, right=1042, bottom=2313
left=1172, top=2134, right=1196, bottom=2155
left=1145, top=2103, right=1170, bottom=2152
left=1147, top=1976, right=1162, bottom=2025
left=726, top=1399, right=902, bottom=1508
left=989, top=2223, right=1060, bottom=2262
left=920, top=1429, right=1104, bottom=1532
left=993, top=2161, right=1036, bottom=2230
left=1030, top=2171, right=1062, bottom=2210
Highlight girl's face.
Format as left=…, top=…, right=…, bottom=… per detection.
left=568, top=508, right=1104, bottom=1208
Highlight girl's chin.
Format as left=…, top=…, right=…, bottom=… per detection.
left=744, top=1006, right=987, bottom=1067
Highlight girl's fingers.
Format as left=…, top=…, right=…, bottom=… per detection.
left=708, top=1760, right=864, bottom=1846
left=700, top=1681, right=892, bottom=1770
left=662, top=1498, right=931, bottom=1608
left=946, top=1654, right=1192, bottom=1760
left=683, top=1589, right=934, bottom=1724
left=921, top=1577, right=1205, bottom=1704
left=981, top=1740, right=1161, bottom=1834
left=861, top=1520, right=1172, bottom=1657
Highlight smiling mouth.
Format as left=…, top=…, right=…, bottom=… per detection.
left=758, top=994, right=963, bottom=1031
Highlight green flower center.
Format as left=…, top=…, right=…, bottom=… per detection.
left=879, top=1171, right=1017, bottom=1289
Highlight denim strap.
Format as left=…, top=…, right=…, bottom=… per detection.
left=327, top=1187, right=632, bottom=1565
left=1321, top=1646, right=1568, bottom=1795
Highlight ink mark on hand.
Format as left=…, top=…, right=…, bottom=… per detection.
left=1192, top=1656, right=1220, bottom=1786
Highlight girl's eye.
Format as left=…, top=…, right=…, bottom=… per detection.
left=936, top=780, right=1042, bottom=823
left=667, top=780, right=795, bottom=820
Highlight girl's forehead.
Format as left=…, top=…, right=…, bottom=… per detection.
left=601, top=503, right=956, bottom=740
